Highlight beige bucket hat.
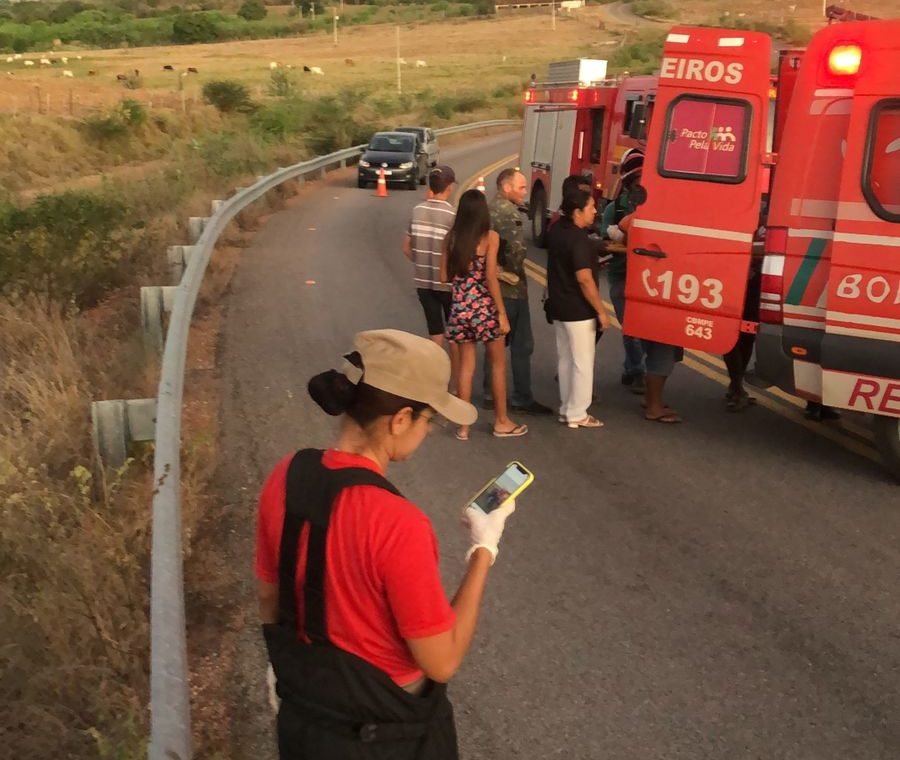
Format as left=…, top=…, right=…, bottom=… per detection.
left=340, top=329, right=477, bottom=426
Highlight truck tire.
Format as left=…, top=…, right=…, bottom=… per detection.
left=873, top=415, right=900, bottom=482
left=530, top=187, right=548, bottom=248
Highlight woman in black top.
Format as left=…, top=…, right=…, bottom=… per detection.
left=546, top=188, right=611, bottom=429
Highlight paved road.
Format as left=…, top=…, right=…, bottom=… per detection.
left=211, top=132, right=900, bottom=759
left=599, top=1, right=666, bottom=27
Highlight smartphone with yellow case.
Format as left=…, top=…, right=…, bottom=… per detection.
left=467, top=461, right=534, bottom=514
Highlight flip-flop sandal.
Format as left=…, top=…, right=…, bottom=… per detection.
left=455, top=428, right=469, bottom=441
left=567, top=415, right=604, bottom=429
left=726, top=394, right=756, bottom=412
left=645, top=412, right=682, bottom=424
left=492, top=423, right=528, bottom=438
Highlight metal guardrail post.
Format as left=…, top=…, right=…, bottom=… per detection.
left=188, top=217, right=208, bottom=244
left=167, top=245, right=197, bottom=284
left=141, top=286, right=178, bottom=355
left=91, top=398, right=157, bottom=469
left=145, top=120, right=520, bottom=759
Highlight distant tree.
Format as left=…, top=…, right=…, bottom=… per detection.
left=48, top=1, right=89, bottom=24
left=238, top=0, right=267, bottom=20
left=171, top=13, right=221, bottom=44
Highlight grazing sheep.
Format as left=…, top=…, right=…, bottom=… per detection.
left=344, top=58, right=355, bottom=66
left=269, top=61, right=278, bottom=70
left=163, top=64, right=175, bottom=71
left=5, top=56, right=13, bottom=63
left=6, top=71, right=14, bottom=77
left=303, top=65, right=311, bottom=72
left=398, top=57, right=407, bottom=65
left=61, top=56, right=68, bottom=64
left=76, top=55, right=82, bottom=60
left=14, top=53, right=22, bottom=60
left=63, top=70, right=74, bottom=78
left=187, top=67, right=198, bottom=74
left=24, top=60, right=35, bottom=67
left=415, top=59, right=427, bottom=68
left=310, top=66, right=324, bottom=75
left=40, top=58, right=52, bottom=65
left=88, top=70, right=97, bottom=76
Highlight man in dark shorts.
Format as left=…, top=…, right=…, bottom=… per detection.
left=403, top=166, right=457, bottom=354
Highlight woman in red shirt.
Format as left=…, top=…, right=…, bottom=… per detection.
left=256, top=329, right=517, bottom=759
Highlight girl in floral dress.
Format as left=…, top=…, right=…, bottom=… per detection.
left=441, top=190, right=528, bottom=441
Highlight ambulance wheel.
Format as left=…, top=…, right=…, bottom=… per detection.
left=531, top=188, right=548, bottom=248
left=873, top=416, right=900, bottom=483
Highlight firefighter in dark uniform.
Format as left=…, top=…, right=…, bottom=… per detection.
left=256, top=329, right=518, bottom=759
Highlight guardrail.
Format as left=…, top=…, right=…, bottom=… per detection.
left=137, top=119, right=518, bottom=759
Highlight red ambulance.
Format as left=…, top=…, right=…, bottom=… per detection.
left=624, top=21, right=900, bottom=479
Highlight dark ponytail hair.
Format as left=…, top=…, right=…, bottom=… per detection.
left=308, top=351, right=429, bottom=428
left=561, top=188, right=593, bottom=220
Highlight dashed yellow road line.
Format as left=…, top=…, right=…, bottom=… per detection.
left=465, top=156, right=877, bottom=460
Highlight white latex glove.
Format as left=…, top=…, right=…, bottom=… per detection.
left=607, top=224, right=625, bottom=243
left=462, top=500, right=516, bottom=565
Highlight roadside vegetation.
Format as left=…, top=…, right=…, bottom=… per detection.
left=0, top=0, right=493, bottom=52
left=0, top=1, right=860, bottom=754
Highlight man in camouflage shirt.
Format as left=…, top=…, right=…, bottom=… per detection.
left=483, top=168, right=553, bottom=415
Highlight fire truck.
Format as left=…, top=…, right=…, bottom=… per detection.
left=622, top=18, right=900, bottom=479
left=519, top=58, right=657, bottom=246
left=520, top=59, right=776, bottom=246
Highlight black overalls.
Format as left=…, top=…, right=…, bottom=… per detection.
left=263, top=449, right=459, bottom=760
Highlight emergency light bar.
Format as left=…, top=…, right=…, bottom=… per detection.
left=828, top=44, right=862, bottom=76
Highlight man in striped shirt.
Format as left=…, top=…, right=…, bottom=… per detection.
left=403, top=165, right=457, bottom=349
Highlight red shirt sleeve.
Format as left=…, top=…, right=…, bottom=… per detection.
left=377, top=509, right=455, bottom=640
left=255, top=455, right=292, bottom=584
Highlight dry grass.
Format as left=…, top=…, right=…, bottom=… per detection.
left=673, top=0, right=900, bottom=26
left=0, top=10, right=613, bottom=113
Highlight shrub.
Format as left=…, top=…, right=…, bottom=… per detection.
left=251, top=97, right=306, bottom=140
left=81, top=112, right=130, bottom=142
left=195, top=130, right=269, bottom=176
left=492, top=82, right=521, bottom=99
left=268, top=67, right=296, bottom=98
left=303, top=91, right=369, bottom=154
left=202, top=79, right=254, bottom=113
left=630, top=0, right=674, bottom=18
left=238, top=0, right=267, bottom=20
left=171, top=12, right=220, bottom=43
left=454, top=93, right=487, bottom=113
left=0, top=191, right=129, bottom=310
left=118, top=98, right=147, bottom=126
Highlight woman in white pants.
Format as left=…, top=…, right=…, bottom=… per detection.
left=545, top=188, right=611, bottom=428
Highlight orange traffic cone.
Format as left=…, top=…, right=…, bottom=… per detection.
left=375, top=168, right=389, bottom=198
left=476, top=176, right=486, bottom=194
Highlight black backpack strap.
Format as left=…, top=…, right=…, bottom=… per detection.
left=278, top=449, right=402, bottom=644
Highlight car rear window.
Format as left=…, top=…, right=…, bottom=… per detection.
left=863, top=99, right=900, bottom=223
left=370, top=135, right=414, bottom=152
left=657, top=95, right=751, bottom=184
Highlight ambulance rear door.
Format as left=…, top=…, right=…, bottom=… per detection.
left=624, top=27, right=772, bottom=354
left=819, top=21, right=900, bottom=418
